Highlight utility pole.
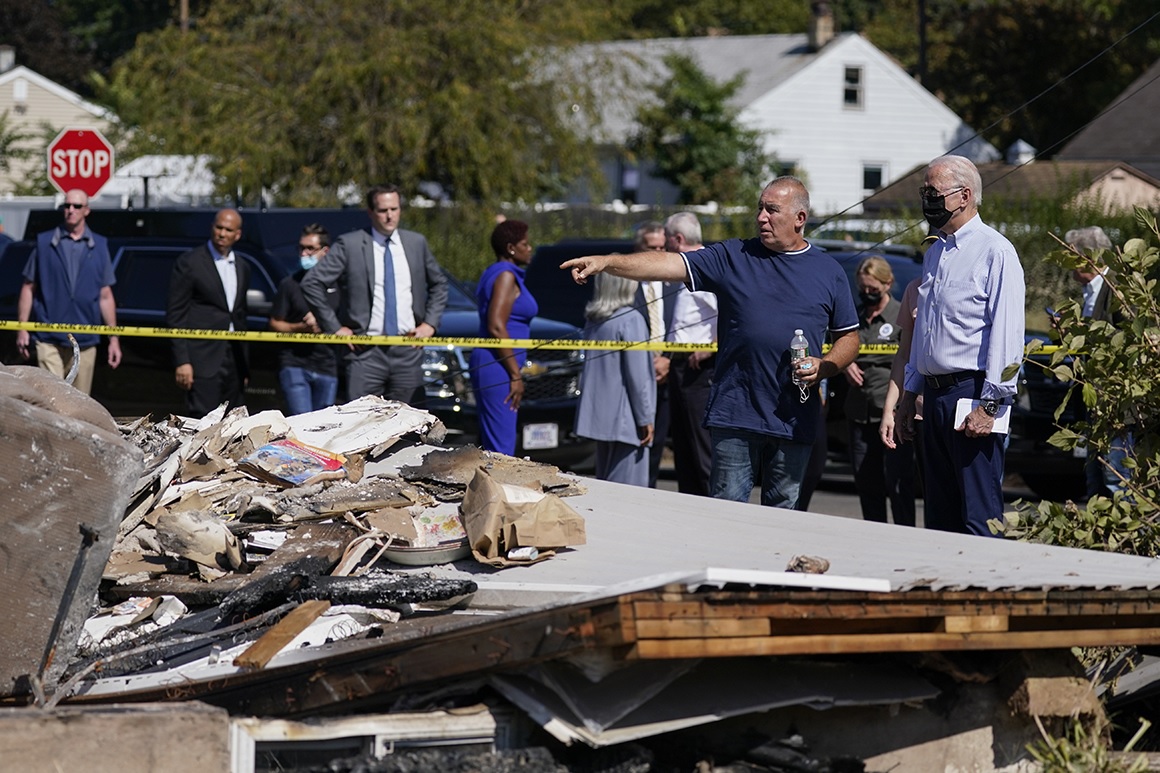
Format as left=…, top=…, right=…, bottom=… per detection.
left=918, top=0, right=928, bottom=84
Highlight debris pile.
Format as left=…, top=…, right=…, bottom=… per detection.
left=2, top=393, right=588, bottom=710
left=9, top=370, right=1160, bottom=770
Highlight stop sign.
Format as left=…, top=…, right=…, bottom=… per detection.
left=46, top=128, right=115, bottom=198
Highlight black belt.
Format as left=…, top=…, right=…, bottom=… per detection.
left=924, top=370, right=983, bottom=389
left=670, top=351, right=713, bottom=364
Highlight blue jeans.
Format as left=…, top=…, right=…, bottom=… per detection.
left=279, top=366, right=338, bottom=415
left=710, top=428, right=814, bottom=509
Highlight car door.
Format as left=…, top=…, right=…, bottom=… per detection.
left=91, top=243, right=283, bottom=417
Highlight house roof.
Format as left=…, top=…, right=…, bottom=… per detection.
left=572, top=33, right=832, bottom=143
left=0, top=64, right=112, bottom=121
left=862, top=159, right=1160, bottom=215
left=103, top=155, right=216, bottom=203
left=1057, top=58, right=1160, bottom=179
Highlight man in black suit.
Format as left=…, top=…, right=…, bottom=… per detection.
left=301, top=184, right=449, bottom=404
left=167, top=208, right=250, bottom=418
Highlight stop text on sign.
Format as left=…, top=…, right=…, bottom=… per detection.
left=50, top=147, right=112, bottom=179
left=45, top=127, right=116, bottom=197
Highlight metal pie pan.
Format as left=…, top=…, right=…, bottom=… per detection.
left=382, top=538, right=471, bottom=566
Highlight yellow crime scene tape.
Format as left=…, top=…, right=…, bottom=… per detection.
left=0, top=321, right=1067, bottom=356
left=0, top=320, right=710, bottom=352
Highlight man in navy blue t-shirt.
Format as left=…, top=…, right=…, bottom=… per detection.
left=563, top=176, right=859, bottom=508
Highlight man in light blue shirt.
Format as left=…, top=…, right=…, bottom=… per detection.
left=898, top=155, right=1025, bottom=536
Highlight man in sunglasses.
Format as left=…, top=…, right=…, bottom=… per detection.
left=896, top=155, right=1025, bottom=537
left=16, top=189, right=121, bottom=393
left=269, top=224, right=339, bottom=415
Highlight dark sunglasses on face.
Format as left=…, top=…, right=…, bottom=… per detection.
left=60, top=203, right=85, bottom=210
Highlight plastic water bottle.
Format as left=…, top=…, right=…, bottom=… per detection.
left=790, top=329, right=810, bottom=386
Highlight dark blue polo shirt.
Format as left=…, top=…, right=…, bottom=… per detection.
left=683, top=238, right=858, bottom=443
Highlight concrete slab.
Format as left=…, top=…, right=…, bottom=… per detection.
left=0, top=702, right=230, bottom=772
left=0, top=385, right=144, bottom=697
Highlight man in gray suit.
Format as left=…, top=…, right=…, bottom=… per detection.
left=301, top=184, right=449, bottom=404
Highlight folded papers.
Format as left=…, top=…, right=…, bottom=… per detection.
left=239, top=439, right=347, bottom=488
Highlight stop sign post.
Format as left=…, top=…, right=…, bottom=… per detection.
left=46, top=128, right=115, bottom=198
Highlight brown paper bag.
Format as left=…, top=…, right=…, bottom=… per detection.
left=461, top=467, right=586, bottom=567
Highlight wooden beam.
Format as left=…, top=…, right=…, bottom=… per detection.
left=635, top=618, right=772, bottom=639
left=629, top=596, right=1160, bottom=621
left=631, top=627, right=1160, bottom=659
left=942, top=615, right=1009, bottom=633
left=233, top=600, right=331, bottom=669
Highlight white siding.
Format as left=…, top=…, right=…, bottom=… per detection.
left=741, top=36, right=982, bottom=216
left=0, top=69, right=114, bottom=196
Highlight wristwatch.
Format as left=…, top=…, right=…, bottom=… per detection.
left=980, top=399, right=1000, bottom=417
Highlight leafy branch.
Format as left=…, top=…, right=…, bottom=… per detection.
left=997, top=207, right=1160, bottom=553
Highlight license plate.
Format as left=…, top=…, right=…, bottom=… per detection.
left=522, top=423, right=559, bottom=450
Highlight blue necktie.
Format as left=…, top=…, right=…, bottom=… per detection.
left=382, top=236, right=398, bottom=335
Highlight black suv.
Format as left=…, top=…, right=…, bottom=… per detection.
left=0, top=209, right=593, bottom=469
left=1006, top=333, right=1087, bottom=500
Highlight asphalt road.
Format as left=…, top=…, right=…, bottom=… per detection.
left=655, top=465, right=1041, bottom=528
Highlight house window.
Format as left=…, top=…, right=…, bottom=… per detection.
left=772, top=160, right=799, bottom=178
left=843, top=66, right=863, bottom=108
left=862, top=164, right=884, bottom=192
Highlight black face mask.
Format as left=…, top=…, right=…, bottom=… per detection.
left=922, top=198, right=954, bottom=229
left=860, top=291, right=882, bottom=306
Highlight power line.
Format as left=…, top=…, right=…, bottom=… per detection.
left=810, top=8, right=1160, bottom=237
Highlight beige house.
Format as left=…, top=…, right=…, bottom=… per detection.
left=863, top=158, right=1160, bottom=217
left=0, top=46, right=116, bottom=196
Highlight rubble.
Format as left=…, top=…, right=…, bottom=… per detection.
left=1, top=393, right=594, bottom=713
left=7, top=385, right=1160, bottom=770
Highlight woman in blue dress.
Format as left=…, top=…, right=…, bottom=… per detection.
left=470, top=220, right=537, bottom=454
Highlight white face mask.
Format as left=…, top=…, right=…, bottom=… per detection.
left=300, top=255, right=319, bottom=271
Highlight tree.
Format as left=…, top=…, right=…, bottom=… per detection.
left=56, top=0, right=212, bottom=78
left=629, top=53, right=772, bottom=205
left=0, top=0, right=98, bottom=96
left=0, top=110, right=33, bottom=174
left=102, top=0, right=625, bottom=206
left=861, top=0, right=1160, bottom=157
left=999, top=208, right=1160, bottom=556
left=621, top=0, right=809, bottom=37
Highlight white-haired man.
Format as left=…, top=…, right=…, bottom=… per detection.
left=897, top=155, right=1025, bottom=536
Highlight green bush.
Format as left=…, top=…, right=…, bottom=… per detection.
left=996, top=208, right=1160, bottom=555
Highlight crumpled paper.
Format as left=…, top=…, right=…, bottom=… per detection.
left=460, top=467, right=586, bottom=568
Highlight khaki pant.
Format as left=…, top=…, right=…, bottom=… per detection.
left=35, top=341, right=97, bottom=395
